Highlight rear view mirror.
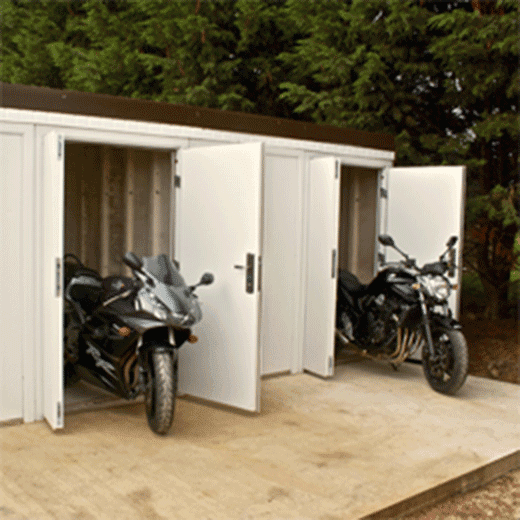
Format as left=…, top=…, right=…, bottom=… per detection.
left=200, top=273, right=214, bottom=286
left=123, top=252, right=143, bottom=271
left=447, top=236, right=458, bottom=248
left=378, top=235, right=395, bottom=247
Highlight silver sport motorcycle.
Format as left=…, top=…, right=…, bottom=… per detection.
left=63, top=252, right=213, bottom=434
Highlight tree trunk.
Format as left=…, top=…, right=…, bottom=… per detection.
left=482, top=280, right=501, bottom=320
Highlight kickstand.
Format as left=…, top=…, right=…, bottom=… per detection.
left=391, top=363, right=399, bottom=371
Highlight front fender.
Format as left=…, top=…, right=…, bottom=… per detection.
left=429, top=313, right=462, bottom=330
left=140, top=326, right=192, bottom=350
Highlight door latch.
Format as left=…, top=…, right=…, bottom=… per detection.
left=246, top=253, right=255, bottom=293
left=234, top=253, right=255, bottom=293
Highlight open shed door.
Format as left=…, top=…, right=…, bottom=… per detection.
left=303, top=157, right=340, bottom=377
left=380, top=166, right=465, bottom=317
left=177, top=143, right=263, bottom=412
left=43, top=132, right=64, bottom=429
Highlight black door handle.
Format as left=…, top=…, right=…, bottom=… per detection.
left=234, top=254, right=255, bottom=293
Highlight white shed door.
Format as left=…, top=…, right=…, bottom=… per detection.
left=380, top=166, right=466, bottom=317
left=42, top=132, right=65, bottom=429
left=177, top=143, right=263, bottom=412
left=0, top=126, right=26, bottom=422
left=303, top=157, right=340, bottom=377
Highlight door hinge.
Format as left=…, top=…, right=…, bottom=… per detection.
left=57, top=402, right=62, bottom=421
left=57, top=136, right=63, bottom=159
left=174, top=175, right=181, bottom=188
left=328, top=355, right=333, bottom=373
left=331, top=249, right=337, bottom=278
left=380, top=187, right=388, bottom=198
left=55, top=257, right=61, bottom=297
left=335, top=161, right=339, bottom=179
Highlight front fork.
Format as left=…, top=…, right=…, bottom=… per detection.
left=134, top=328, right=177, bottom=396
left=418, top=291, right=436, bottom=359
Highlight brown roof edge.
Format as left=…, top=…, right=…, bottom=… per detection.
left=0, top=82, right=394, bottom=152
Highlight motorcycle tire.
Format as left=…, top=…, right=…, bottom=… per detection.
left=422, top=328, right=468, bottom=395
left=145, top=348, right=177, bottom=435
left=64, top=360, right=80, bottom=387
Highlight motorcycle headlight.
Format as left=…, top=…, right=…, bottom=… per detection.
left=152, top=301, right=169, bottom=321
left=137, top=289, right=172, bottom=321
left=420, top=275, right=451, bottom=302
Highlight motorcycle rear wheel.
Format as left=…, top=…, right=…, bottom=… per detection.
left=145, top=348, right=177, bottom=435
left=422, top=328, right=468, bottom=395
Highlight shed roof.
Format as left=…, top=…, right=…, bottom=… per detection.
left=1, top=82, right=393, bottom=151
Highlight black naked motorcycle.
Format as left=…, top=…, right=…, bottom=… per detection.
left=63, top=252, right=213, bottom=434
left=336, top=235, right=468, bottom=395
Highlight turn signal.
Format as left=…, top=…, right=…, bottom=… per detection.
left=412, top=283, right=421, bottom=290
left=188, top=334, right=198, bottom=344
left=118, top=326, right=131, bottom=337
left=452, top=284, right=459, bottom=290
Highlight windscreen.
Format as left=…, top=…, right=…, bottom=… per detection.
left=143, top=254, right=186, bottom=287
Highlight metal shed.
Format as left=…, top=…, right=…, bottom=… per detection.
left=0, top=83, right=465, bottom=429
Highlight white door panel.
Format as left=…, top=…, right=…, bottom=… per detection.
left=0, top=128, right=25, bottom=421
left=43, top=132, right=64, bottom=429
left=303, top=157, right=340, bottom=377
left=381, top=166, right=465, bottom=317
left=177, top=143, right=263, bottom=412
left=261, top=154, right=302, bottom=376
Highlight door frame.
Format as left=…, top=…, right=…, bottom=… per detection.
left=36, top=124, right=186, bottom=425
left=301, top=160, right=466, bottom=380
left=299, top=154, right=393, bottom=376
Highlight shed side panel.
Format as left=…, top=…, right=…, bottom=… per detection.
left=0, top=127, right=26, bottom=421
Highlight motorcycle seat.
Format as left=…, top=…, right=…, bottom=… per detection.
left=338, top=270, right=367, bottom=295
left=66, top=270, right=104, bottom=312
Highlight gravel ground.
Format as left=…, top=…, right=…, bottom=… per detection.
left=402, top=468, right=520, bottom=520
left=461, top=317, right=519, bottom=385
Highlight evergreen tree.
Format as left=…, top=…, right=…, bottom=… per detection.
left=279, top=0, right=518, bottom=185
left=1, top=0, right=295, bottom=116
left=1, top=0, right=69, bottom=88
left=1, top=0, right=517, bottom=316
left=278, top=0, right=518, bottom=317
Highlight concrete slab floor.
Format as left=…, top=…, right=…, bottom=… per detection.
left=1, top=360, right=518, bottom=520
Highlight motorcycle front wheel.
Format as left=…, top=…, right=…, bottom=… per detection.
left=422, top=328, right=468, bottom=395
left=145, top=348, right=177, bottom=435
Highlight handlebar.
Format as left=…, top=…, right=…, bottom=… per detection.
left=379, top=234, right=458, bottom=274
